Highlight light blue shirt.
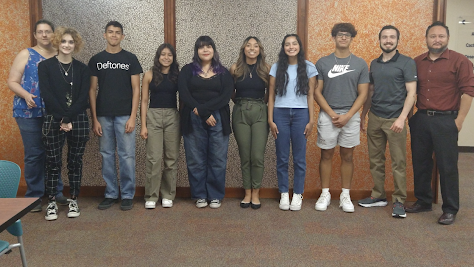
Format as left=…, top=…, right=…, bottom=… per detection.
left=270, top=60, right=317, bottom=108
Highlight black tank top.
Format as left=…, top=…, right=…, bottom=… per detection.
left=235, top=64, right=266, bottom=99
left=149, top=74, right=178, bottom=108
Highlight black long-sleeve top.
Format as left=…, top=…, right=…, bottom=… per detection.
left=38, top=57, right=91, bottom=123
left=178, top=63, right=234, bottom=135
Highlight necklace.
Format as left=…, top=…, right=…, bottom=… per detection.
left=201, top=66, right=212, bottom=77
left=334, top=53, right=352, bottom=65
left=57, top=58, right=74, bottom=107
left=249, top=64, right=256, bottom=79
left=58, top=59, right=73, bottom=76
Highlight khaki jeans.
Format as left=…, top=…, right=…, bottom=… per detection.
left=367, top=112, right=407, bottom=203
left=144, top=108, right=180, bottom=202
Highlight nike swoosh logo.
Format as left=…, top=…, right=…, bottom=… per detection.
left=328, top=69, right=355, bottom=78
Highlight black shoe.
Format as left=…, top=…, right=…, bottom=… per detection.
left=240, top=201, right=250, bottom=208
left=98, top=198, right=119, bottom=210
left=56, top=195, right=69, bottom=206
left=438, top=212, right=456, bottom=225
left=30, top=203, right=42, bottom=213
left=250, top=202, right=261, bottom=210
left=120, top=199, right=133, bottom=211
left=405, top=202, right=432, bottom=213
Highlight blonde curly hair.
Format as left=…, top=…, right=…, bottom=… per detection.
left=52, top=27, right=84, bottom=53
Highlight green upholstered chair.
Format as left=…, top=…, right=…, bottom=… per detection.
left=0, top=160, right=28, bottom=267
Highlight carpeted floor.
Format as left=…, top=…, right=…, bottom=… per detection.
left=1, top=153, right=473, bottom=267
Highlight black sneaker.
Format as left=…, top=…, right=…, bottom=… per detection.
left=392, top=201, right=407, bottom=218
left=56, top=195, right=69, bottom=206
left=358, top=196, right=388, bottom=207
left=45, top=201, right=58, bottom=221
left=67, top=199, right=81, bottom=218
left=98, top=198, right=118, bottom=210
left=120, top=199, right=133, bottom=211
left=30, top=203, right=42, bottom=212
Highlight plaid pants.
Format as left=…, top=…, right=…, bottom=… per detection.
left=42, top=112, right=90, bottom=197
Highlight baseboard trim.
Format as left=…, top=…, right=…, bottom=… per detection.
left=459, top=146, right=474, bottom=153
left=17, top=186, right=417, bottom=202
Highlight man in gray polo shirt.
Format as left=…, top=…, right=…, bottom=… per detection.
left=358, top=25, right=417, bottom=218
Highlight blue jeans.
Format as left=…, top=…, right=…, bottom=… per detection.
left=97, top=116, right=136, bottom=200
left=273, top=108, right=309, bottom=194
left=183, top=111, right=229, bottom=200
left=15, top=117, right=64, bottom=198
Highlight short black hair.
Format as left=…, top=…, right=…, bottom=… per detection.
left=105, top=21, right=123, bottom=33
left=35, top=19, right=54, bottom=32
left=331, top=23, right=357, bottom=37
left=379, top=25, right=400, bottom=40
left=425, top=21, right=449, bottom=37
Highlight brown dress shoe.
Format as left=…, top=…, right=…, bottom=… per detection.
left=438, top=213, right=456, bottom=225
left=405, top=202, right=432, bottom=213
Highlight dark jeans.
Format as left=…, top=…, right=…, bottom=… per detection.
left=15, top=117, right=64, bottom=198
left=183, top=111, right=229, bottom=200
left=409, top=112, right=459, bottom=214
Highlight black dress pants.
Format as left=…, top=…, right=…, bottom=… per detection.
left=409, top=112, right=459, bottom=214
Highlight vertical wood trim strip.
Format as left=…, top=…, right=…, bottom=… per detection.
left=433, top=0, right=447, bottom=22
left=29, top=0, right=43, bottom=47
left=164, top=0, right=176, bottom=48
left=297, top=0, right=308, bottom=59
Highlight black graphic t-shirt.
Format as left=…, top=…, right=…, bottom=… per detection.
left=89, top=49, right=143, bottom=116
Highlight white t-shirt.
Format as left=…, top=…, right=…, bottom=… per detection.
left=270, top=60, right=317, bottom=108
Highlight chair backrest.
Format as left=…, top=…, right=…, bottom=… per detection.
left=0, top=160, right=21, bottom=198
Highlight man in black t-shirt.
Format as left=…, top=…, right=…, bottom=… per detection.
left=88, top=21, right=143, bottom=211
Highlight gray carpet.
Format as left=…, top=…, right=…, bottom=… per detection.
left=1, top=153, right=473, bottom=267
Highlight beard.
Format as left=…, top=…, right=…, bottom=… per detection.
left=380, top=42, right=398, bottom=53
left=428, top=44, right=448, bottom=54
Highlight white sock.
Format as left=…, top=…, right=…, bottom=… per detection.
left=342, top=188, right=350, bottom=195
left=322, top=188, right=329, bottom=194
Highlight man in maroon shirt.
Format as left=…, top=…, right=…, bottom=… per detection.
left=405, top=21, right=474, bottom=225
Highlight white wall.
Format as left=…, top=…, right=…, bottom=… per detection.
left=446, top=0, right=474, bottom=147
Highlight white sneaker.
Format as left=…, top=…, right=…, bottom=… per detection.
left=339, top=193, right=355, bottom=213
left=67, top=199, right=80, bottom=218
left=145, top=201, right=156, bottom=209
left=196, top=199, right=208, bottom=208
left=279, top=193, right=290, bottom=210
left=315, top=192, right=331, bottom=211
left=290, top=193, right=303, bottom=211
left=162, top=198, right=173, bottom=208
left=209, top=199, right=221, bottom=209
left=45, top=201, right=58, bottom=221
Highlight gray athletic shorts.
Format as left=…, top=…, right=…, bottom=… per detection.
left=317, top=110, right=360, bottom=149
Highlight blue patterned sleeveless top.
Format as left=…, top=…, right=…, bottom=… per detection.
left=13, top=48, right=46, bottom=118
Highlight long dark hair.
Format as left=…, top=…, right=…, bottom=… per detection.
left=274, top=34, right=309, bottom=96
left=191, top=36, right=226, bottom=76
left=152, top=43, right=179, bottom=85
left=233, top=36, right=269, bottom=86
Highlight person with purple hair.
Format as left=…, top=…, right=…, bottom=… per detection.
left=178, top=36, right=234, bottom=209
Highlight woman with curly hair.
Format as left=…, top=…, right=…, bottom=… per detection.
left=268, top=34, right=317, bottom=211
left=230, top=36, right=270, bottom=209
left=140, top=43, right=180, bottom=209
left=38, top=27, right=90, bottom=220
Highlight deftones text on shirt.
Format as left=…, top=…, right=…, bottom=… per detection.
left=96, top=61, right=130, bottom=70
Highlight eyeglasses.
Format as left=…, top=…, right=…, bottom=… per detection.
left=36, top=30, right=53, bottom=35
left=336, top=33, right=352, bottom=38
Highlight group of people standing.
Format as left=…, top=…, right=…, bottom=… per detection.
left=8, top=19, right=473, bottom=226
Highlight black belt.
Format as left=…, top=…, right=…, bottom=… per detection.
left=417, top=109, right=458, bottom=116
